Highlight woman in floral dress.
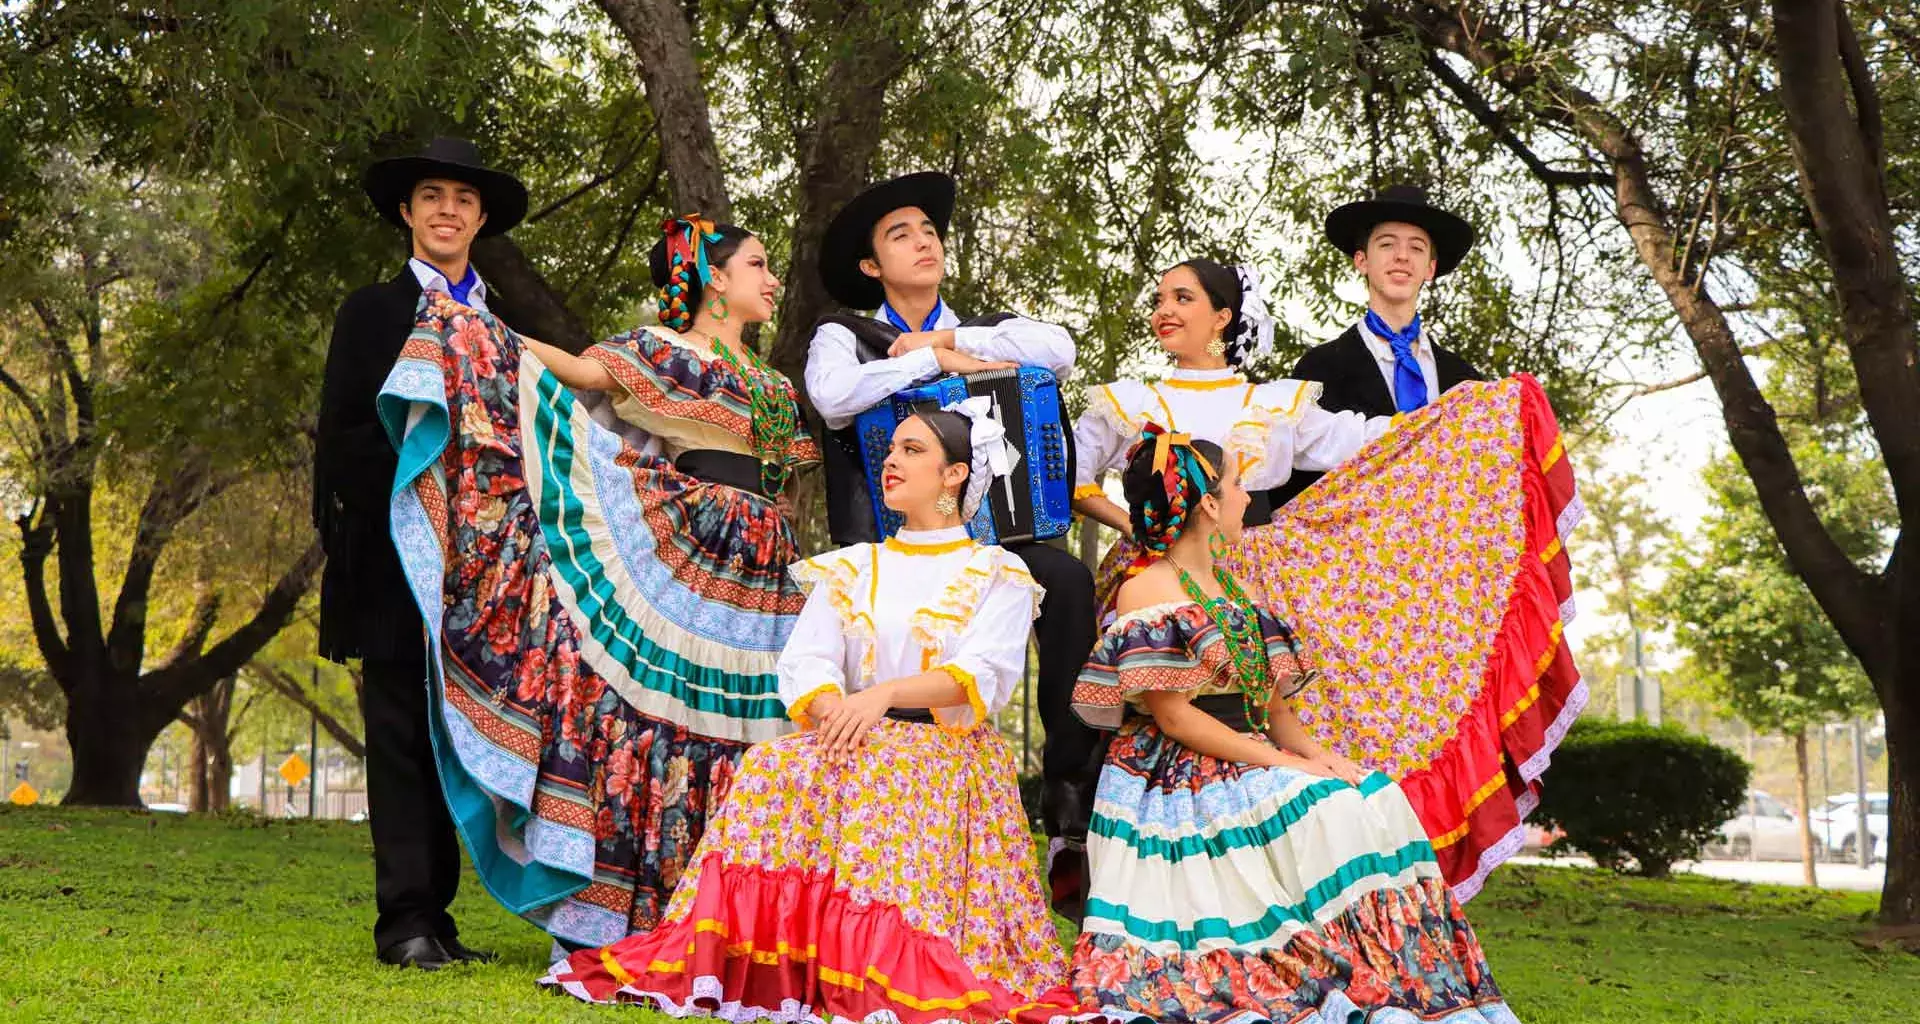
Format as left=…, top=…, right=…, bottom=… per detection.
left=1068, top=426, right=1518, bottom=1024
left=377, top=215, right=816, bottom=949
left=543, top=406, right=1105, bottom=1024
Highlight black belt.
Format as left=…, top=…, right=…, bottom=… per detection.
left=674, top=450, right=768, bottom=498
left=1192, top=694, right=1255, bottom=733
left=885, top=708, right=936, bottom=724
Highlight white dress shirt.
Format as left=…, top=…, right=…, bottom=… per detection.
left=776, top=527, right=1043, bottom=731
left=408, top=257, right=490, bottom=312
left=804, top=302, right=1077, bottom=430
left=1356, top=317, right=1438, bottom=406
left=1072, top=366, right=1392, bottom=493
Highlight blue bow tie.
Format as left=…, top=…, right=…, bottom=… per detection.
left=1365, top=310, right=1428, bottom=413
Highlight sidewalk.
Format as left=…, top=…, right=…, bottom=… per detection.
left=1509, top=853, right=1887, bottom=892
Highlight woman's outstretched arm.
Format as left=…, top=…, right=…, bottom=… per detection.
left=524, top=335, right=616, bottom=392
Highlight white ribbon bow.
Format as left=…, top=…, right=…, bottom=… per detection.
left=1233, top=264, right=1277, bottom=362
left=941, top=395, right=1021, bottom=519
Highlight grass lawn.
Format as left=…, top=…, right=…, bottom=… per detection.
left=3, top=806, right=1917, bottom=1023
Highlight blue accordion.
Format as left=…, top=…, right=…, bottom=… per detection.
left=851, top=367, right=1072, bottom=544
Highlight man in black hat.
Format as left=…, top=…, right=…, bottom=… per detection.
left=314, top=136, right=528, bottom=970
left=1270, top=184, right=1486, bottom=507
left=804, top=171, right=1102, bottom=920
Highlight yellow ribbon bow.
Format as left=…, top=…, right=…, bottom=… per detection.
left=1151, top=430, right=1216, bottom=479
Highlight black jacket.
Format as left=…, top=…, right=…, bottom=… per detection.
left=1268, top=325, right=1483, bottom=507
left=314, top=268, right=500, bottom=664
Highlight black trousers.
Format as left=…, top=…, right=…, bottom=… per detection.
left=362, top=651, right=463, bottom=952
left=1004, top=541, right=1101, bottom=840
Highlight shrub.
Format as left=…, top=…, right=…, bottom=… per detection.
left=1531, top=717, right=1750, bottom=877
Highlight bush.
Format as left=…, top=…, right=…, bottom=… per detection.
left=1532, top=718, right=1750, bottom=877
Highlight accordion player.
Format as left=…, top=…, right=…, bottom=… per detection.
left=817, top=313, right=1075, bottom=545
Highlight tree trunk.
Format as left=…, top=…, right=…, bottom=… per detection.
left=1879, top=613, right=1920, bottom=925
left=61, top=686, right=159, bottom=806
left=183, top=678, right=239, bottom=813
left=471, top=236, right=594, bottom=353
left=206, top=738, right=233, bottom=813
left=187, top=722, right=211, bottom=813
left=766, top=4, right=910, bottom=386
left=594, top=0, right=732, bottom=220
left=1794, top=728, right=1820, bottom=887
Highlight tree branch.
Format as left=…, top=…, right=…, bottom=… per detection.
left=105, top=455, right=222, bottom=675
left=249, top=661, right=365, bottom=760
left=1422, top=53, right=1611, bottom=189
left=137, top=540, right=323, bottom=733
left=1834, top=1, right=1884, bottom=171
left=526, top=137, right=654, bottom=225
left=12, top=509, right=70, bottom=682
left=160, top=584, right=223, bottom=671
left=1374, top=0, right=1891, bottom=673
left=0, top=362, right=47, bottom=433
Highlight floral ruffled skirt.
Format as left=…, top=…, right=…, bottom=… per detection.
left=1071, top=718, right=1516, bottom=1024
left=543, top=720, right=1108, bottom=1024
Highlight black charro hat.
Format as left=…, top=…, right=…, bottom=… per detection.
left=362, top=136, right=529, bottom=239
left=1324, top=184, right=1476, bottom=277
left=818, top=172, right=957, bottom=310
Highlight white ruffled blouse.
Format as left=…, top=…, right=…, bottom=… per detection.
left=1071, top=366, right=1393, bottom=494
left=775, top=526, right=1045, bottom=732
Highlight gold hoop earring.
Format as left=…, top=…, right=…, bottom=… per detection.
left=1208, top=529, right=1229, bottom=560
left=934, top=491, right=959, bottom=517
left=706, top=294, right=730, bottom=321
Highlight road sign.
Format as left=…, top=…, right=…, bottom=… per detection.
left=8, top=782, right=37, bottom=806
left=277, top=752, right=310, bottom=788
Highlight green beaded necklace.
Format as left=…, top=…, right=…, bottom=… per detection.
left=1171, top=557, right=1275, bottom=732
left=699, top=332, right=800, bottom=496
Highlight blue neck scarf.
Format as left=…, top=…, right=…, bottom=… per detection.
left=446, top=264, right=480, bottom=308
left=1365, top=309, right=1428, bottom=413
left=883, top=298, right=945, bottom=333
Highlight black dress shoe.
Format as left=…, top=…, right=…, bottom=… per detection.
left=377, top=935, right=455, bottom=970
left=440, top=937, right=498, bottom=964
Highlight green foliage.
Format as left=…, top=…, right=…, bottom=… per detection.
left=1533, top=718, right=1750, bottom=877
left=1657, top=442, right=1887, bottom=736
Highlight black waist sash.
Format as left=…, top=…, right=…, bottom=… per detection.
left=674, top=450, right=768, bottom=498
left=885, top=707, right=936, bottom=724
left=1192, top=693, right=1255, bottom=733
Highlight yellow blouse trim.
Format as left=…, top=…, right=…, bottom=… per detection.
left=787, top=684, right=842, bottom=728
left=1158, top=375, right=1249, bottom=391
left=933, top=664, right=987, bottom=735
left=883, top=535, right=977, bottom=556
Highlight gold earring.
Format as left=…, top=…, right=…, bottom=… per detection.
left=934, top=491, right=959, bottom=517
left=1206, top=333, right=1227, bottom=359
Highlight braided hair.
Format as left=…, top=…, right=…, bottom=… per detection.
left=1167, top=255, right=1259, bottom=363
left=649, top=216, right=753, bottom=332
left=1122, top=424, right=1225, bottom=554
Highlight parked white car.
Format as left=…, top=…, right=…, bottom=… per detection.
left=1711, top=789, right=1806, bottom=861
left=1810, top=792, right=1888, bottom=864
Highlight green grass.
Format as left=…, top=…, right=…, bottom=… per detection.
left=2, top=806, right=1916, bottom=1023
